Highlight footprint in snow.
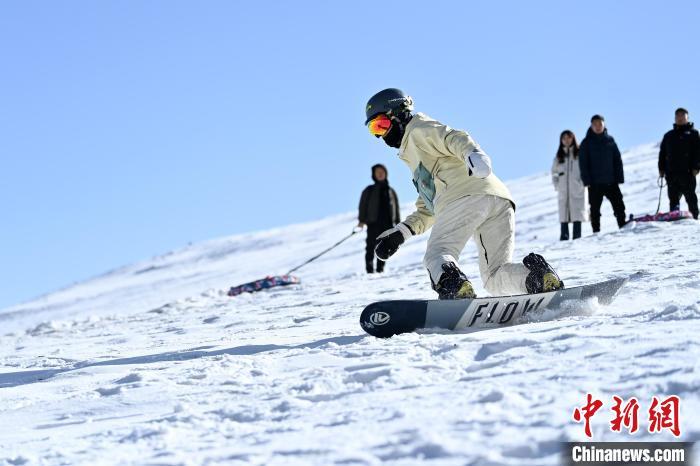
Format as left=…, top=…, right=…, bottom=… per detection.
left=477, top=390, right=504, bottom=403
left=345, top=368, right=391, bottom=384
left=114, top=373, right=142, bottom=385
left=96, top=386, right=122, bottom=397
left=344, top=363, right=389, bottom=372
left=473, top=339, right=539, bottom=362
left=293, top=316, right=315, bottom=324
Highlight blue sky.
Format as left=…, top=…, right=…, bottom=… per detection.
left=1, top=1, right=698, bottom=309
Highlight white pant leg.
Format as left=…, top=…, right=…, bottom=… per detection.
left=474, top=197, right=529, bottom=295
left=423, top=195, right=490, bottom=284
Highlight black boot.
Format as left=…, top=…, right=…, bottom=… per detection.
left=560, top=223, right=569, bottom=241
left=433, top=262, right=476, bottom=300
left=573, top=222, right=581, bottom=239
left=366, top=262, right=374, bottom=274
left=523, top=253, right=564, bottom=294
left=376, top=260, right=385, bottom=273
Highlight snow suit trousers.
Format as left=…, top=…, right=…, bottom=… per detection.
left=423, top=195, right=530, bottom=296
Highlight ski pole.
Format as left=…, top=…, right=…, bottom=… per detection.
left=286, top=226, right=363, bottom=275
left=655, top=176, right=666, bottom=214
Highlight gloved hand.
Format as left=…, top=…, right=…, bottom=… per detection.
left=375, top=223, right=413, bottom=261
left=464, top=148, right=492, bottom=178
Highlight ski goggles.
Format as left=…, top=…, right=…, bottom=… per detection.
left=367, top=114, right=392, bottom=137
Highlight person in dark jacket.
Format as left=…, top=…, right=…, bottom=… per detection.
left=658, top=108, right=700, bottom=219
left=358, top=164, right=400, bottom=273
left=579, top=114, right=626, bottom=232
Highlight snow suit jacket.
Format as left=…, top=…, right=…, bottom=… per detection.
left=658, top=123, right=700, bottom=180
left=358, top=182, right=400, bottom=226
left=578, top=128, right=624, bottom=186
left=551, top=147, right=587, bottom=223
left=397, top=113, right=514, bottom=235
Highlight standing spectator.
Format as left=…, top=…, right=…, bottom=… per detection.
left=358, top=164, right=400, bottom=273
left=579, top=115, right=626, bottom=232
left=658, top=108, right=700, bottom=219
left=552, top=130, right=587, bottom=240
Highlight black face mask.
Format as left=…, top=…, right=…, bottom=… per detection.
left=382, top=121, right=405, bottom=148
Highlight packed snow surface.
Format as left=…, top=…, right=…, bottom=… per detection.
left=1, top=143, right=699, bottom=465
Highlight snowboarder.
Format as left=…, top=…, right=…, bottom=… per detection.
left=552, top=130, right=587, bottom=240
left=358, top=164, right=401, bottom=273
left=579, top=114, right=627, bottom=232
left=363, top=88, right=564, bottom=299
left=658, top=108, right=700, bottom=219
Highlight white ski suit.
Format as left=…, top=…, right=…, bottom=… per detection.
left=395, top=113, right=530, bottom=295
left=551, top=147, right=588, bottom=223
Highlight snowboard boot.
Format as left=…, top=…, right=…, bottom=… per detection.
left=523, top=253, right=564, bottom=294
left=434, top=262, right=476, bottom=300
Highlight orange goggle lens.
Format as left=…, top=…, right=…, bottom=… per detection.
left=368, top=114, right=392, bottom=137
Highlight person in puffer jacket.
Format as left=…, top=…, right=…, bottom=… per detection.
left=358, top=164, right=401, bottom=273
left=658, top=108, right=700, bottom=219
left=364, top=88, right=564, bottom=299
left=578, top=114, right=627, bottom=232
left=551, top=130, right=587, bottom=240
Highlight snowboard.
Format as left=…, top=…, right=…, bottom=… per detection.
left=360, top=277, right=628, bottom=338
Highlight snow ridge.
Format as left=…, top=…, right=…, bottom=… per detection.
left=1, top=142, right=699, bottom=465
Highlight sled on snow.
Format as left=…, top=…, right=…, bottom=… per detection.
left=626, top=210, right=694, bottom=224
left=227, top=275, right=301, bottom=297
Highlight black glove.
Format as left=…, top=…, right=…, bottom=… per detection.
left=374, top=223, right=413, bottom=261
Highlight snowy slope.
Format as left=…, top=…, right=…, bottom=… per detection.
left=1, top=143, right=699, bottom=466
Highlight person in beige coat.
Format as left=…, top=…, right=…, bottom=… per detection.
left=551, top=130, right=587, bottom=240
left=364, top=88, right=564, bottom=299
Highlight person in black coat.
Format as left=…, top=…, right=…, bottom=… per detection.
left=579, top=114, right=627, bottom=232
left=658, top=108, right=700, bottom=219
left=358, top=164, right=400, bottom=273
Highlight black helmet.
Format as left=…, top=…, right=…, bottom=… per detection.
left=365, top=88, right=414, bottom=124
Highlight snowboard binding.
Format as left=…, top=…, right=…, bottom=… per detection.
left=523, top=253, right=564, bottom=294
left=434, top=262, right=476, bottom=300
